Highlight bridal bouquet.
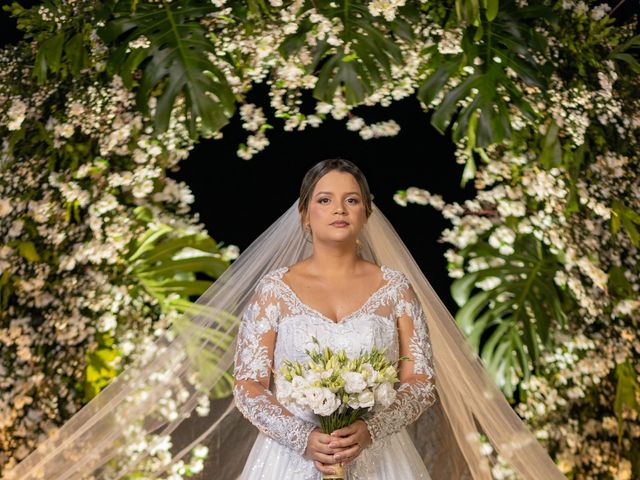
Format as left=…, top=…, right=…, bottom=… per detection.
left=276, top=336, right=407, bottom=480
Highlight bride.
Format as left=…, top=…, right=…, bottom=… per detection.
left=233, top=163, right=436, bottom=479
left=6, top=158, right=565, bottom=480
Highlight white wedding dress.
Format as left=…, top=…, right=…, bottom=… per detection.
left=232, top=264, right=436, bottom=480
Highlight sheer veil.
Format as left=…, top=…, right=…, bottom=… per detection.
left=4, top=198, right=564, bottom=480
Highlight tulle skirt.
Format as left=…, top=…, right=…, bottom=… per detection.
left=238, top=427, right=432, bottom=480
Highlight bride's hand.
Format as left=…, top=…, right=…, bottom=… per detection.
left=304, top=427, right=349, bottom=476
left=327, top=419, right=372, bottom=465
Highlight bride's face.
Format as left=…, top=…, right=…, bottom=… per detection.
left=304, top=170, right=367, bottom=243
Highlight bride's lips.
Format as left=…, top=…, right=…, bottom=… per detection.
left=331, top=221, right=349, bottom=227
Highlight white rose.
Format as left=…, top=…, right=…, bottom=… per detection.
left=357, top=390, right=375, bottom=408
left=347, top=394, right=361, bottom=409
left=341, top=371, right=367, bottom=394
left=374, top=382, right=397, bottom=407
left=305, top=387, right=341, bottom=416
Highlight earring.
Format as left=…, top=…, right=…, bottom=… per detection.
left=304, top=223, right=313, bottom=243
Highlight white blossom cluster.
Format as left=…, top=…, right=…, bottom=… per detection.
left=197, top=2, right=444, bottom=158
left=0, top=41, right=233, bottom=476
left=368, top=0, right=407, bottom=22
left=394, top=73, right=639, bottom=477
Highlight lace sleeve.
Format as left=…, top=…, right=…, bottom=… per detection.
left=232, top=275, right=318, bottom=456
left=361, top=274, right=437, bottom=443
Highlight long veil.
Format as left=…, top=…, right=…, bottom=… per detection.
left=4, top=198, right=564, bottom=480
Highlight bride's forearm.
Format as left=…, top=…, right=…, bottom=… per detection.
left=233, top=381, right=318, bottom=455
left=361, top=377, right=436, bottom=443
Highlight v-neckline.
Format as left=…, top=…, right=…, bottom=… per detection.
left=276, top=264, right=394, bottom=325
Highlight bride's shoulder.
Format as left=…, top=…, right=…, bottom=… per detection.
left=381, top=264, right=408, bottom=282
left=381, top=265, right=415, bottom=296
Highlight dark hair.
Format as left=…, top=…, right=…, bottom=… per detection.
left=298, top=159, right=373, bottom=227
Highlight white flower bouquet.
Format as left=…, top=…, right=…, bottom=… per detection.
left=277, top=336, right=407, bottom=479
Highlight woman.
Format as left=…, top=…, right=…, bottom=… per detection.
left=233, top=164, right=436, bottom=478
left=6, top=159, right=564, bottom=480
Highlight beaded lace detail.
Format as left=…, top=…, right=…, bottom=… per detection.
left=232, top=264, right=437, bottom=478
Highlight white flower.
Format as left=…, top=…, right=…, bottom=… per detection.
left=438, top=28, right=464, bottom=55
left=0, top=198, right=13, bottom=217
left=276, top=375, right=293, bottom=402
left=346, top=116, right=365, bottom=131
left=7, top=98, right=27, bottom=130
left=193, top=445, right=209, bottom=458
left=221, top=244, right=240, bottom=261
left=290, top=375, right=308, bottom=404
left=360, top=363, right=377, bottom=386
left=488, top=226, right=516, bottom=255
left=305, top=370, right=322, bottom=385
left=97, top=313, right=118, bottom=333
left=356, top=390, right=375, bottom=408
left=128, top=35, right=151, bottom=49
left=479, top=442, right=494, bottom=456
left=305, top=386, right=341, bottom=416
left=374, top=382, right=397, bottom=407
left=341, top=371, right=367, bottom=393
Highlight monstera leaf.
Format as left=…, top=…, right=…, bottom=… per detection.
left=418, top=0, right=553, bottom=157
left=279, top=1, right=414, bottom=105
left=96, top=0, right=236, bottom=139
left=451, top=235, right=569, bottom=399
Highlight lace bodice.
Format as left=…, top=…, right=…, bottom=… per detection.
left=232, top=264, right=437, bottom=470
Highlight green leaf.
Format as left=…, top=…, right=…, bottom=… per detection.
left=609, top=34, right=640, bottom=74
left=419, top=0, right=550, bottom=149
left=417, top=59, right=460, bottom=106
left=453, top=235, right=568, bottom=399
left=128, top=221, right=229, bottom=306
left=431, top=73, right=482, bottom=134
left=614, top=360, right=640, bottom=446
left=611, top=200, right=640, bottom=246
left=486, top=0, right=499, bottom=21
left=280, top=3, right=404, bottom=106
left=35, top=31, right=65, bottom=84
left=539, top=120, right=562, bottom=168
left=98, top=0, right=236, bottom=138
left=608, top=265, right=634, bottom=298
left=85, top=347, right=121, bottom=401
left=461, top=154, right=477, bottom=188
left=17, top=241, right=40, bottom=262
left=65, top=32, right=89, bottom=76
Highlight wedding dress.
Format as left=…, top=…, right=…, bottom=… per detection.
left=233, top=264, right=435, bottom=479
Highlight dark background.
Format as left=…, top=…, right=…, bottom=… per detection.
left=1, top=1, right=638, bottom=312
